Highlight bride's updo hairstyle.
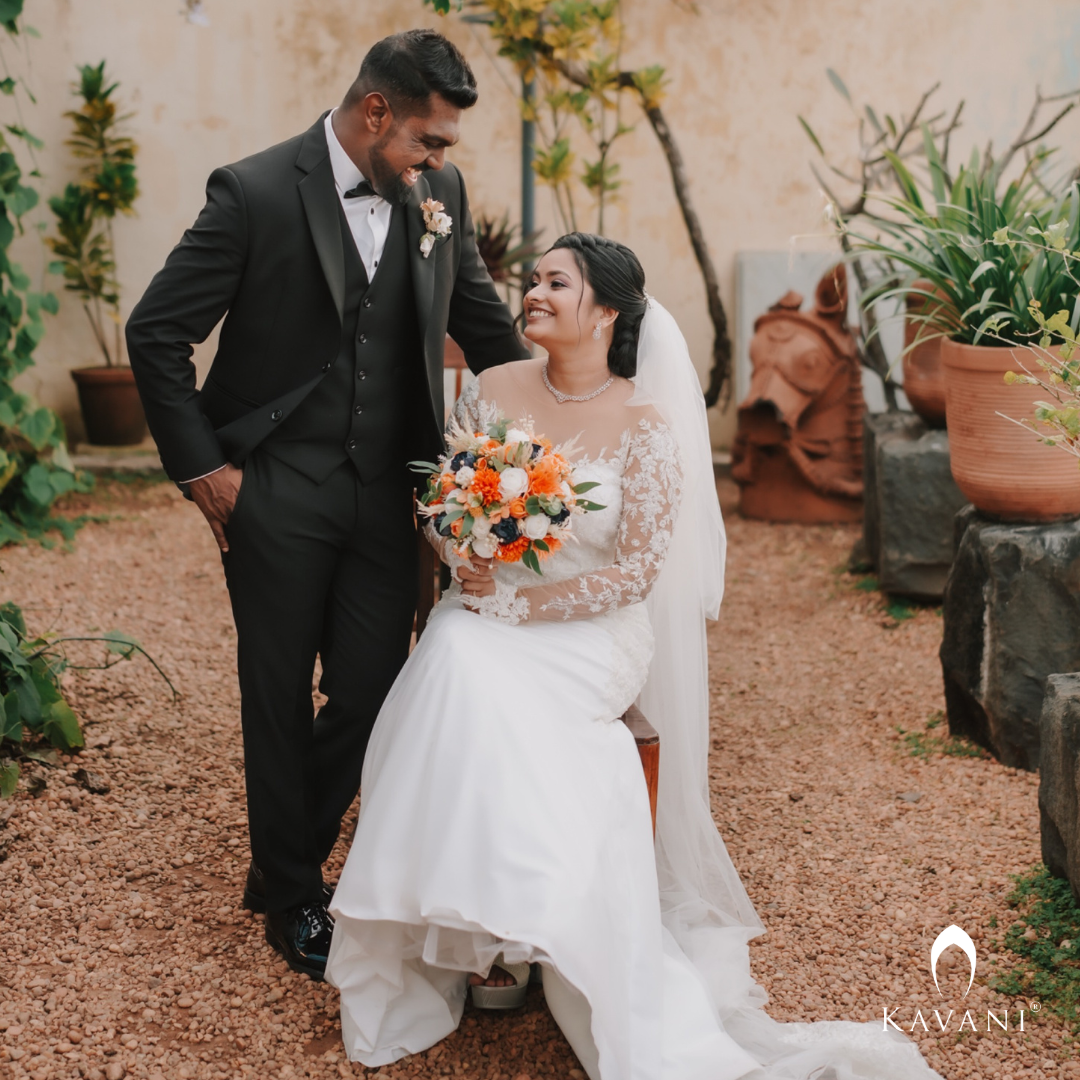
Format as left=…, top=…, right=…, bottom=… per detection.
left=546, top=232, right=648, bottom=378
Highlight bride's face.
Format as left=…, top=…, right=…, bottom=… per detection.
left=522, top=249, right=609, bottom=351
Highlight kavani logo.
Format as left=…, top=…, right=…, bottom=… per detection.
left=880, top=923, right=1030, bottom=1035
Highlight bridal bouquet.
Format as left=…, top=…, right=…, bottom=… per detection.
left=411, top=415, right=603, bottom=574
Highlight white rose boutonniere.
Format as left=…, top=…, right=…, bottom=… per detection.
left=419, top=197, right=453, bottom=259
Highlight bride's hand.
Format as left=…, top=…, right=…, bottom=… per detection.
left=457, top=555, right=497, bottom=598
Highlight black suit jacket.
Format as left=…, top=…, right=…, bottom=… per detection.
left=126, top=113, right=528, bottom=482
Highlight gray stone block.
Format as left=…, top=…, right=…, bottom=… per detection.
left=862, top=412, right=967, bottom=599
left=1039, top=674, right=1080, bottom=897
left=941, top=508, right=1080, bottom=770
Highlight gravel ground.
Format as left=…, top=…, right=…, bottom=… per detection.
left=0, top=476, right=1067, bottom=1080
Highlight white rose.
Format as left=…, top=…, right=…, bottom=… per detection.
left=472, top=533, right=499, bottom=559
left=455, top=465, right=475, bottom=487
left=505, top=427, right=531, bottom=447
left=431, top=210, right=453, bottom=235
left=523, top=513, right=550, bottom=540
left=470, top=513, right=493, bottom=538
left=419, top=232, right=436, bottom=258
left=498, top=466, right=529, bottom=501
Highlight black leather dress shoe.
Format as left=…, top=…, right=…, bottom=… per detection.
left=264, top=901, right=334, bottom=981
left=243, top=861, right=334, bottom=914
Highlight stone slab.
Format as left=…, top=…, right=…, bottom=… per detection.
left=1039, top=673, right=1080, bottom=898
left=940, top=507, right=1080, bottom=770
left=863, top=411, right=966, bottom=599
left=71, top=439, right=163, bottom=474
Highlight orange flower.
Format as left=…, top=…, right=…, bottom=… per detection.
left=468, top=462, right=501, bottom=504
left=508, top=497, right=528, bottom=518
left=495, top=536, right=530, bottom=563
left=538, top=535, right=562, bottom=559
left=488, top=504, right=511, bottom=523
left=528, top=457, right=562, bottom=497
left=450, top=517, right=464, bottom=537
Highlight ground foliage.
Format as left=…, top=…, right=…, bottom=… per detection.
left=991, top=864, right=1080, bottom=1033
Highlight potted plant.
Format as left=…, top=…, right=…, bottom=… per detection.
left=46, top=62, right=144, bottom=446
left=851, top=138, right=1080, bottom=521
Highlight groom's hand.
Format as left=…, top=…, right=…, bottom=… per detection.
left=189, top=463, right=244, bottom=553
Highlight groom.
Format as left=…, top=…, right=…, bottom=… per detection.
left=127, top=29, right=527, bottom=979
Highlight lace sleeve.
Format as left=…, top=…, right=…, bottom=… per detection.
left=520, top=422, right=683, bottom=622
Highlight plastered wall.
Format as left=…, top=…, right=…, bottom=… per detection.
left=12, top=0, right=1080, bottom=446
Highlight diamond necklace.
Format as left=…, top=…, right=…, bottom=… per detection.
left=542, top=362, right=615, bottom=403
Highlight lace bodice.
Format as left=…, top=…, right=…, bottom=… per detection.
left=426, top=375, right=683, bottom=624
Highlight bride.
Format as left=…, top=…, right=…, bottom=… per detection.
left=325, top=233, right=943, bottom=1080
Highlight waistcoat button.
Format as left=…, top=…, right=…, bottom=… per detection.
left=354, top=405, right=362, bottom=415
left=321, top=361, right=331, bottom=372
left=358, top=333, right=367, bottom=344
left=271, top=409, right=283, bottom=421
left=347, top=439, right=357, bottom=450
left=357, top=369, right=367, bottom=380
left=362, top=298, right=372, bottom=308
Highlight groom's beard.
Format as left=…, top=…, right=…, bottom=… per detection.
left=368, top=141, right=424, bottom=207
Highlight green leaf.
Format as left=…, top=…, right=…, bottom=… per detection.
left=826, top=68, right=851, bottom=102
left=797, top=116, right=824, bottom=157
left=571, top=481, right=601, bottom=494
left=42, top=698, right=82, bottom=750
left=577, top=500, right=607, bottom=512
left=533, top=538, right=550, bottom=552
left=20, top=406, right=56, bottom=449
left=0, top=1, right=24, bottom=25
left=0, top=758, right=17, bottom=798
left=0, top=691, right=21, bottom=743
left=23, top=746, right=58, bottom=765
left=104, top=629, right=141, bottom=657
left=521, top=547, right=542, bottom=575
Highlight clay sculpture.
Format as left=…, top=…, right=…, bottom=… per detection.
left=732, top=264, right=864, bottom=523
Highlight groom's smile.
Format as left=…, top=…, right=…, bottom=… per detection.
left=335, top=87, right=463, bottom=207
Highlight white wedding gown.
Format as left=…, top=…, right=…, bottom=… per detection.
left=326, top=365, right=943, bottom=1080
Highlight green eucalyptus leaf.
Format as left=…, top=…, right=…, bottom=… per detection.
left=0, top=758, right=17, bottom=798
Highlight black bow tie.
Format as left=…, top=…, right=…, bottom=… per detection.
left=343, top=179, right=376, bottom=199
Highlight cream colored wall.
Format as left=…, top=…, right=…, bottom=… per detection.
left=12, top=0, right=1080, bottom=446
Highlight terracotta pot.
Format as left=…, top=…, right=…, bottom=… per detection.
left=941, top=338, right=1080, bottom=521
left=70, top=366, right=147, bottom=446
left=902, top=283, right=947, bottom=428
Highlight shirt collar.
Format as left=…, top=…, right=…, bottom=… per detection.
left=324, top=109, right=368, bottom=196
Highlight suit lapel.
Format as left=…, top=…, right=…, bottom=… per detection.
left=296, top=116, right=345, bottom=325
left=406, top=175, right=435, bottom=349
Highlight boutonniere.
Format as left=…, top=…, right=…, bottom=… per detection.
left=419, top=197, right=452, bottom=258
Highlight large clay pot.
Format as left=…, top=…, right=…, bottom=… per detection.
left=903, top=283, right=947, bottom=428
left=942, top=338, right=1080, bottom=521
left=70, top=366, right=147, bottom=446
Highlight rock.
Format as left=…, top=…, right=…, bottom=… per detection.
left=941, top=508, right=1080, bottom=770
left=75, top=768, right=111, bottom=794
left=1039, top=674, right=1080, bottom=898
left=105, top=1064, right=126, bottom=1080
left=863, top=411, right=967, bottom=599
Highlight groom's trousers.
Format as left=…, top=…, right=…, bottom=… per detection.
left=221, top=447, right=418, bottom=912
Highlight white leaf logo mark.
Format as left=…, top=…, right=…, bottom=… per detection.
left=930, top=924, right=976, bottom=997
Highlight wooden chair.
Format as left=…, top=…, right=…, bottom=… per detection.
left=414, top=525, right=660, bottom=834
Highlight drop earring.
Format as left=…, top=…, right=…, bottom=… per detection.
left=592, top=321, right=603, bottom=340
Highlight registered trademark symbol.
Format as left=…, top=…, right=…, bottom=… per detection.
left=1031, top=1001, right=1041, bottom=1011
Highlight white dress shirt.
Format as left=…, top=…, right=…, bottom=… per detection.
left=182, top=110, right=390, bottom=485
left=324, top=109, right=392, bottom=280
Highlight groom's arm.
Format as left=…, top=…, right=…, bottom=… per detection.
left=126, top=167, right=248, bottom=483
left=445, top=167, right=530, bottom=373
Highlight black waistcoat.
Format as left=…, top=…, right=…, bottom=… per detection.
left=261, top=198, right=423, bottom=485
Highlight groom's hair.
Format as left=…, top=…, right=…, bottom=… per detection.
left=345, top=29, right=478, bottom=116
